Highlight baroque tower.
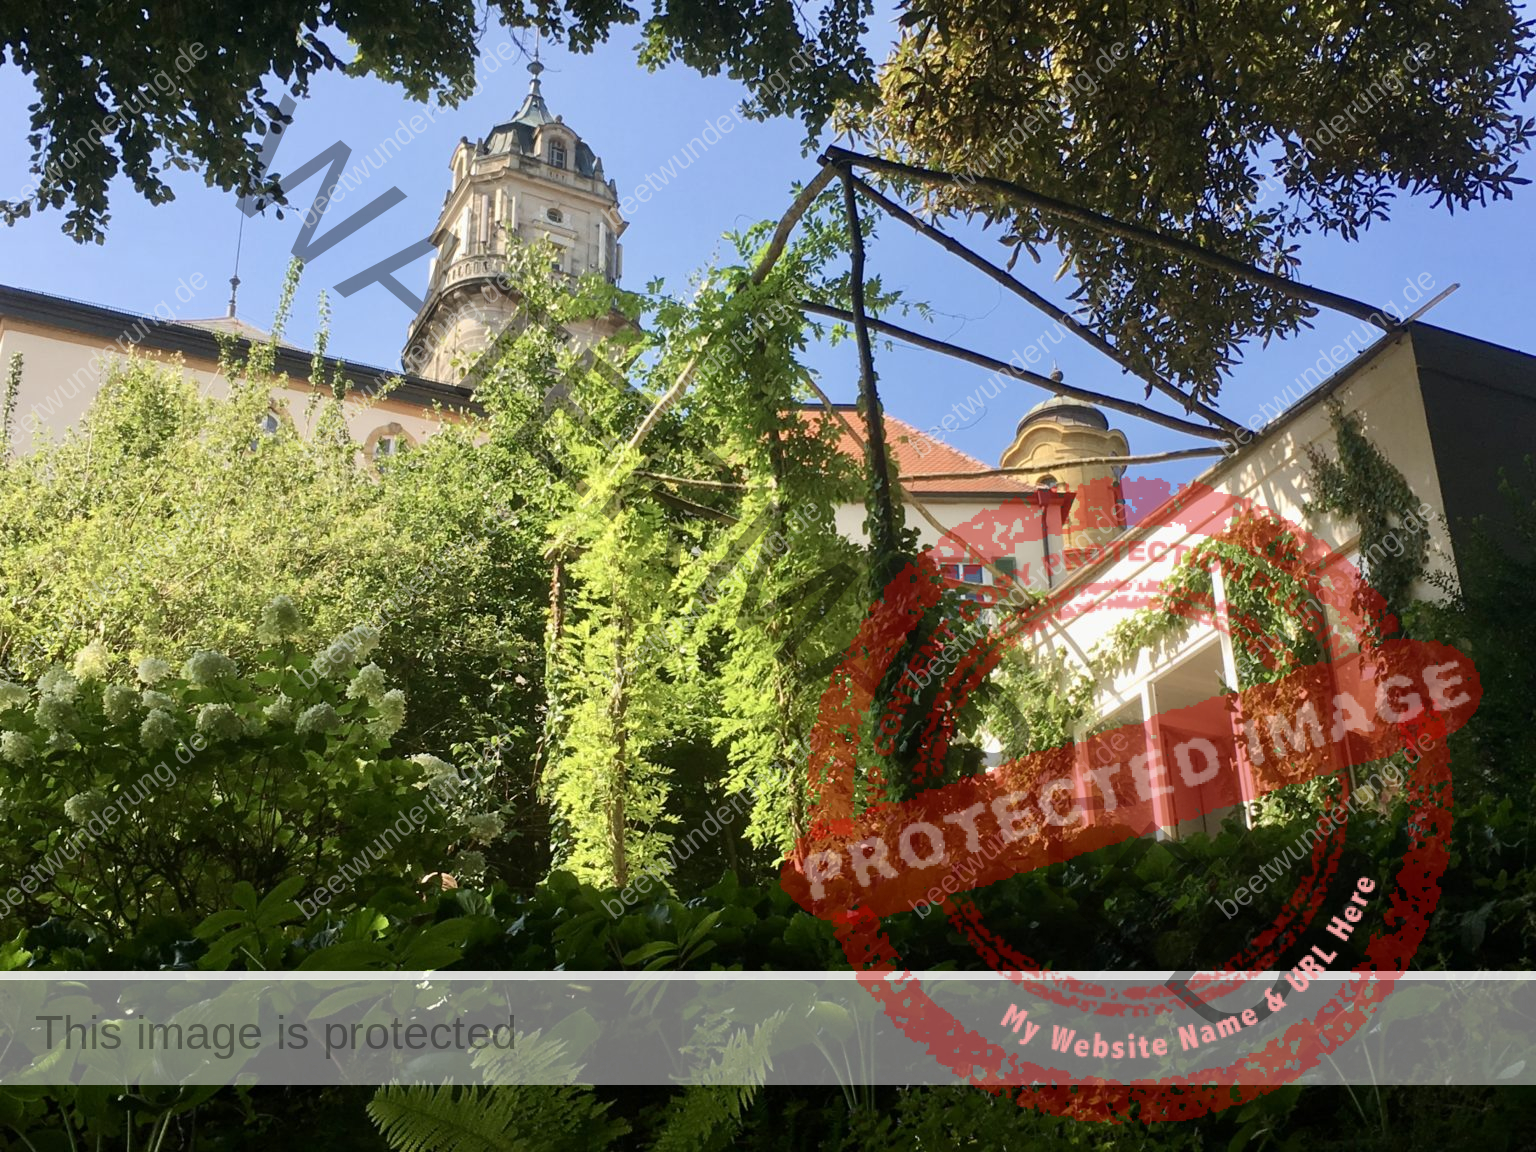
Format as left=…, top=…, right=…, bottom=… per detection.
left=403, top=59, right=627, bottom=383
left=1000, top=389, right=1129, bottom=551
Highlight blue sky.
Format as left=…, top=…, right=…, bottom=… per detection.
left=2, top=19, right=1533, bottom=492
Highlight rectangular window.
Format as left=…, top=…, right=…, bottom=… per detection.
left=961, top=563, right=983, bottom=584
left=549, top=142, right=567, bottom=169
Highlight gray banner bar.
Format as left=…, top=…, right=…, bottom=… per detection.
left=0, top=973, right=1528, bottom=1086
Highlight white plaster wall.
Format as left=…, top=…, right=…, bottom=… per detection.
left=1021, top=334, right=1456, bottom=719
left=1, top=323, right=448, bottom=458
left=831, top=497, right=1056, bottom=594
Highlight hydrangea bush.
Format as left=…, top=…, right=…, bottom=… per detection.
left=0, top=601, right=508, bottom=932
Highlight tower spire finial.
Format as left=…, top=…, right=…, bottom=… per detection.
left=227, top=211, right=245, bottom=319
left=528, top=34, right=544, bottom=95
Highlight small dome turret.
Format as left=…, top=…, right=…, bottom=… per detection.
left=1001, top=374, right=1130, bottom=550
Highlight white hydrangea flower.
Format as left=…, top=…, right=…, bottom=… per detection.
left=260, top=595, right=303, bottom=639
left=136, top=657, right=173, bottom=686
left=312, top=624, right=382, bottom=679
left=346, top=663, right=388, bottom=704
left=34, top=693, right=77, bottom=734
left=0, top=731, right=34, bottom=764
left=0, top=681, right=29, bottom=712
left=410, top=753, right=457, bottom=780
left=141, top=689, right=176, bottom=713
left=368, top=689, right=407, bottom=741
left=455, top=850, right=487, bottom=877
left=464, top=812, right=505, bottom=844
left=71, top=640, right=112, bottom=682
left=295, top=702, right=342, bottom=735
left=37, top=667, right=79, bottom=702
left=377, top=688, right=406, bottom=720
left=196, top=703, right=242, bottom=741
left=263, top=694, right=295, bottom=724
left=348, top=624, right=381, bottom=661
left=102, top=684, right=138, bottom=725
left=63, top=789, right=109, bottom=826
left=309, top=644, right=347, bottom=680
left=181, top=650, right=238, bottom=686
left=140, top=708, right=177, bottom=749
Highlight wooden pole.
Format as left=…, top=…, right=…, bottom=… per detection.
left=624, top=168, right=836, bottom=456
left=800, top=300, right=1231, bottom=443
left=823, top=146, right=1397, bottom=330
left=843, top=173, right=1245, bottom=436
left=635, top=470, right=754, bottom=491
left=546, top=171, right=835, bottom=559
left=841, top=171, right=904, bottom=582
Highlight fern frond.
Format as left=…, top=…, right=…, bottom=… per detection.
left=648, top=1086, right=749, bottom=1152
left=368, top=1084, right=628, bottom=1152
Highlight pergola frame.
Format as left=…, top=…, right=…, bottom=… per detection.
left=605, top=148, right=1406, bottom=565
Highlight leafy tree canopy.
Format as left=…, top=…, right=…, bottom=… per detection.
left=5, top=1, right=1534, bottom=406
left=0, top=0, right=875, bottom=241
left=865, top=0, right=1536, bottom=399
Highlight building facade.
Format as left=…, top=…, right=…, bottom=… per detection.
left=0, top=60, right=623, bottom=458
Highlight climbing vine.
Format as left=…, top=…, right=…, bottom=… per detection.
left=1, top=353, right=19, bottom=459
left=1092, top=507, right=1325, bottom=689
left=978, top=644, right=1096, bottom=760
left=485, top=204, right=893, bottom=885
left=1304, top=397, right=1431, bottom=621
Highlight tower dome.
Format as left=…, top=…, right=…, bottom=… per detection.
left=1014, top=394, right=1111, bottom=436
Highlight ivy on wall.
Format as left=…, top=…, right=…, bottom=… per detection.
left=979, top=645, right=1095, bottom=760
left=1305, top=397, right=1430, bottom=617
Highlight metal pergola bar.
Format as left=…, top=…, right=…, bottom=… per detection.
left=841, top=172, right=1245, bottom=437
left=822, top=146, right=1398, bottom=331
left=904, top=446, right=1228, bottom=481
left=800, top=300, right=1232, bottom=443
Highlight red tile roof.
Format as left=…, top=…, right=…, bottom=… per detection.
left=801, top=404, right=1037, bottom=499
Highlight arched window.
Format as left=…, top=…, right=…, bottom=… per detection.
left=363, top=422, right=417, bottom=466
left=250, top=407, right=286, bottom=450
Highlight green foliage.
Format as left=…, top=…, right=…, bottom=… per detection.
left=7, top=180, right=1536, bottom=1152
left=0, top=0, right=877, bottom=241
left=368, top=1084, right=628, bottom=1152
left=0, top=605, right=505, bottom=933
left=0, top=352, right=18, bottom=459
left=980, top=646, right=1095, bottom=759
left=1094, top=507, right=1324, bottom=689
left=865, top=2, right=1535, bottom=399
left=0, top=292, right=552, bottom=891
left=1403, top=465, right=1536, bottom=967
left=505, top=209, right=875, bottom=881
